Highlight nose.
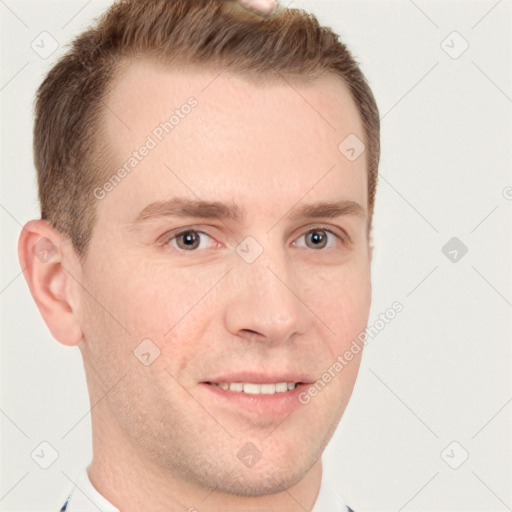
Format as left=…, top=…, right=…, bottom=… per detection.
left=224, top=241, right=311, bottom=345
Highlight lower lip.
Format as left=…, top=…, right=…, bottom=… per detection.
left=199, top=382, right=308, bottom=418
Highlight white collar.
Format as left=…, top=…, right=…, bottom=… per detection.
left=61, top=468, right=118, bottom=512
left=312, top=475, right=351, bottom=512
left=63, top=466, right=350, bottom=512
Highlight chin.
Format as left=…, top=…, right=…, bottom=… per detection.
left=215, top=462, right=310, bottom=497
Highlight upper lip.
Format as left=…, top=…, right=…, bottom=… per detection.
left=203, top=372, right=315, bottom=385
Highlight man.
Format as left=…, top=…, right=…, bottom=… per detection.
left=18, top=0, right=380, bottom=510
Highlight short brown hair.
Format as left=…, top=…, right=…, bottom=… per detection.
left=34, top=0, right=380, bottom=257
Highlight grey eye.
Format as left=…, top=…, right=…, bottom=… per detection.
left=304, top=229, right=329, bottom=249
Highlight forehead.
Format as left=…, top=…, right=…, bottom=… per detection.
left=96, top=58, right=367, bottom=223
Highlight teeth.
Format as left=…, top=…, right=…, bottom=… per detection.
left=275, top=382, right=288, bottom=392
left=244, top=383, right=263, bottom=394
left=212, top=382, right=298, bottom=394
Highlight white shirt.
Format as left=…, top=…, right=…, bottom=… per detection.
left=62, top=466, right=351, bottom=512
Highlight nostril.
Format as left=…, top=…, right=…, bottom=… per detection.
left=242, top=329, right=260, bottom=336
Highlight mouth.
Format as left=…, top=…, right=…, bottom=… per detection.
left=204, top=381, right=300, bottom=394
left=199, top=374, right=313, bottom=418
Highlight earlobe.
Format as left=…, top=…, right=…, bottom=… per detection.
left=18, top=219, right=83, bottom=347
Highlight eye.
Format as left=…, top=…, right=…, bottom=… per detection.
left=161, top=226, right=346, bottom=253
left=166, top=229, right=218, bottom=251
left=292, top=227, right=341, bottom=250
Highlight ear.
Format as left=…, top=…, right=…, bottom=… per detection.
left=18, top=219, right=83, bottom=346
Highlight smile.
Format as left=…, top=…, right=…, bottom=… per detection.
left=208, top=382, right=298, bottom=394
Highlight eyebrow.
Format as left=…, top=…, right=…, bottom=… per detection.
left=130, top=197, right=365, bottom=227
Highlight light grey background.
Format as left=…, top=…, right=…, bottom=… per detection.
left=1, top=1, right=511, bottom=511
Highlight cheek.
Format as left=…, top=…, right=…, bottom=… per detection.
left=300, top=257, right=371, bottom=338
left=339, top=270, right=372, bottom=331
left=302, top=268, right=369, bottom=413
left=83, top=251, right=221, bottom=336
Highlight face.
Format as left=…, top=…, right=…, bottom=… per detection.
left=77, top=59, right=372, bottom=495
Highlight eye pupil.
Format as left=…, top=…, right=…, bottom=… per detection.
left=178, top=230, right=200, bottom=250
left=307, top=230, right=328, bottom=249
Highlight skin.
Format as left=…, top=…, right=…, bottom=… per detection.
left=239, top=0, right=280, bottom=17
left=19, top=58, right=372, bottom=512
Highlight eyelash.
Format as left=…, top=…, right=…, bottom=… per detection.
left=160, top=226, right=348, bottom=253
